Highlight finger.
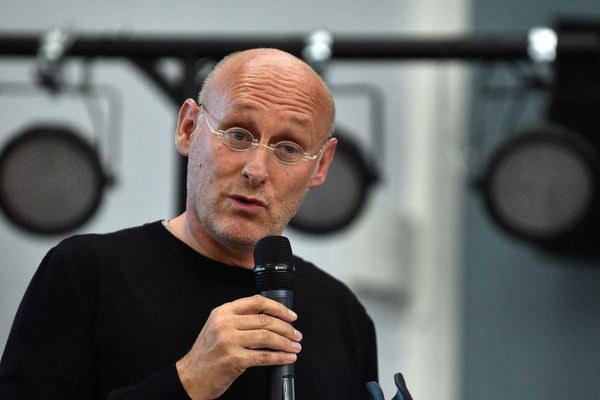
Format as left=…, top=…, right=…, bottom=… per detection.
left=228, top=295, right=297, bottom=322
left=236, top=328, right=302, bottom=353
left=234, top=314, right=302, bottom=342
left=238, top=348, right=298, bottom=369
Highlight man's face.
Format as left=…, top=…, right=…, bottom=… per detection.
left=183, top=54, right=335, bottom=251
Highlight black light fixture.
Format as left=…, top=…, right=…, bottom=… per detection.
left=289, top=129, right=379, bottom=234
left=479, top=125, right=600, bottom=254
left=0, top=27, right=121, bottom=235
left=0, top=123, right=110, bottom=235
left=476, top=18, right=600, bottom=255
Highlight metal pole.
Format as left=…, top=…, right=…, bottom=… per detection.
left=0, top=31, right=597, bottom=61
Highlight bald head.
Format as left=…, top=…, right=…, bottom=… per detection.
left=198, top=48, right=335, bottom=138
left=175, top=48, right=339, bottom=259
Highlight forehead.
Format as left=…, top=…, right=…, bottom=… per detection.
left=223, top=101, right=314, bottom=130
left=207, top=51, right=332, bottom=138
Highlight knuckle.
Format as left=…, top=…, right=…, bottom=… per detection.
left=210, top=318, right=228, bottom=335
left=258, top=350, right=271, bottom=365
left=212, top=315, right=226, bottom=328
left=250, top=294, right=264, bottom=304
left=209, top=306, right=226, bottom=322
left=256, top=313, right=270, bottom=327
left=212, top=303, right=226, bottom=313
left=207, top=308, right=219, bottom=320
left=257, top=329, right=271, bottom=342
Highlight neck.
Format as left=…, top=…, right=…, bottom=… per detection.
left=167, top=213, right=255, bottom=269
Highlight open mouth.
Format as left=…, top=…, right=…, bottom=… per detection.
left=230, top=195, right=265, bottom=208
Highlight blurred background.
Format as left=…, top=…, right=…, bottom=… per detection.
left=1, top=1, right=600, bottom=399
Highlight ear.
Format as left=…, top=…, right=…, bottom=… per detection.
left=175, top=98, right=201, bottom=156
left=309, top=137, right=337, bottom=188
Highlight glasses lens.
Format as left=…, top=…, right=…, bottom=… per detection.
left=273, top=142, right=304, bottom=164
left=224, top=128, right=254, bottom=150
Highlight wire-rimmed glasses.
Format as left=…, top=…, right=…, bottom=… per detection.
left=199, top=103, right=325, bottom=165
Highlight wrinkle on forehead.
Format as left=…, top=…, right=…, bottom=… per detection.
left=227, top=79, right=324, bottom=119
left=204, top=49, right=333, bottom=135
left=226, top=100, right=313, bottom=129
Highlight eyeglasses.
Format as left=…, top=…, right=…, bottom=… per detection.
left=199, top=103, right=325, bottom=165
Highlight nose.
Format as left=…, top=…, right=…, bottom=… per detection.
left=241, top=145, right=270, bottom=186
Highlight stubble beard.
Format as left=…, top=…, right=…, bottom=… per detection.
left=191, top=178, right=308, bottom=252
left=186, top=136, right=315, bottom=251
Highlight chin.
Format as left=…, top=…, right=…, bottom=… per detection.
left=205, top=212, right=288, bottom=248
left=213, top=225, right=267, bottom=250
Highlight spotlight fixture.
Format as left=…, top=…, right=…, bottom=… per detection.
left=0, top=123, right=110, bottom=235
left=289, top=129, right=379, bottom=234
left=479, top=125, right=600, bottom=254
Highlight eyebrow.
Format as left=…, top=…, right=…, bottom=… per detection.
left=221, top=101, right=316, bottom=145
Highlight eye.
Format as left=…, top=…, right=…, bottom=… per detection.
left=274, top=141, right=304, bottom=162
left=230, top=129, right=251, bottom=142
left=225, top=128, right=254, bottom=149
left=282, top=143, right=300, bottom=155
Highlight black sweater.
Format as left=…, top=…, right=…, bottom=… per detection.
left=0, top=221, right=378, bottom=399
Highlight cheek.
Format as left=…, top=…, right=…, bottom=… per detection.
left=210, top=149, right=242, bottom=179
left=189, top=140, right=225, bottom=174
left=189, top=148, right=246, bottom=195
left=187, top=145, right=217, bottom=192
left=275, top=168, right=313, bottom=199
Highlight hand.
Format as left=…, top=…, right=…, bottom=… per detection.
left=175, top=294, right=302, bottom=400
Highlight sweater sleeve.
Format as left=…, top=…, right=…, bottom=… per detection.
left=0, top=246, right=97, bottom=398
left=106, top=364, right=190, bottom=399
left=0, top=243, right=191, bottom=399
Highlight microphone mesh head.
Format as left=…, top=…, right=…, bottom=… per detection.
left=254, top=235, right=293, bottom=266
left=254, top=236, right=294, bottom=291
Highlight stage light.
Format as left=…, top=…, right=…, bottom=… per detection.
left=302, top=30, right=333, bottom=76
left=479, top=125, right=600, bottom=254
left=0, top=123, right=110, bottom=235
left=527, top=27, right=557, bottom=63
left=289, top=129, right=378, bottom=234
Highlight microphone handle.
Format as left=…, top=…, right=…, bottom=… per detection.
left=261, top=289, right=295, bottom=400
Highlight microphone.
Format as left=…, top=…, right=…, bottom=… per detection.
left=254, top=235, right=296, bottom=400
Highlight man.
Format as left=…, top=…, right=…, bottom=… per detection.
left=0, top=48, right=378, bottom=399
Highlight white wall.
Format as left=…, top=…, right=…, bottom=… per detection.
left=0, top=1, right=471, bottom=399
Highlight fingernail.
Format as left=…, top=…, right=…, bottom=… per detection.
left=294, top=329, right=303, bottom=340
left=292, top=341, right=302, bottom=351
left=288, top=353, right=298, bottom=362
left=288, top=309, right=297, bottom=319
